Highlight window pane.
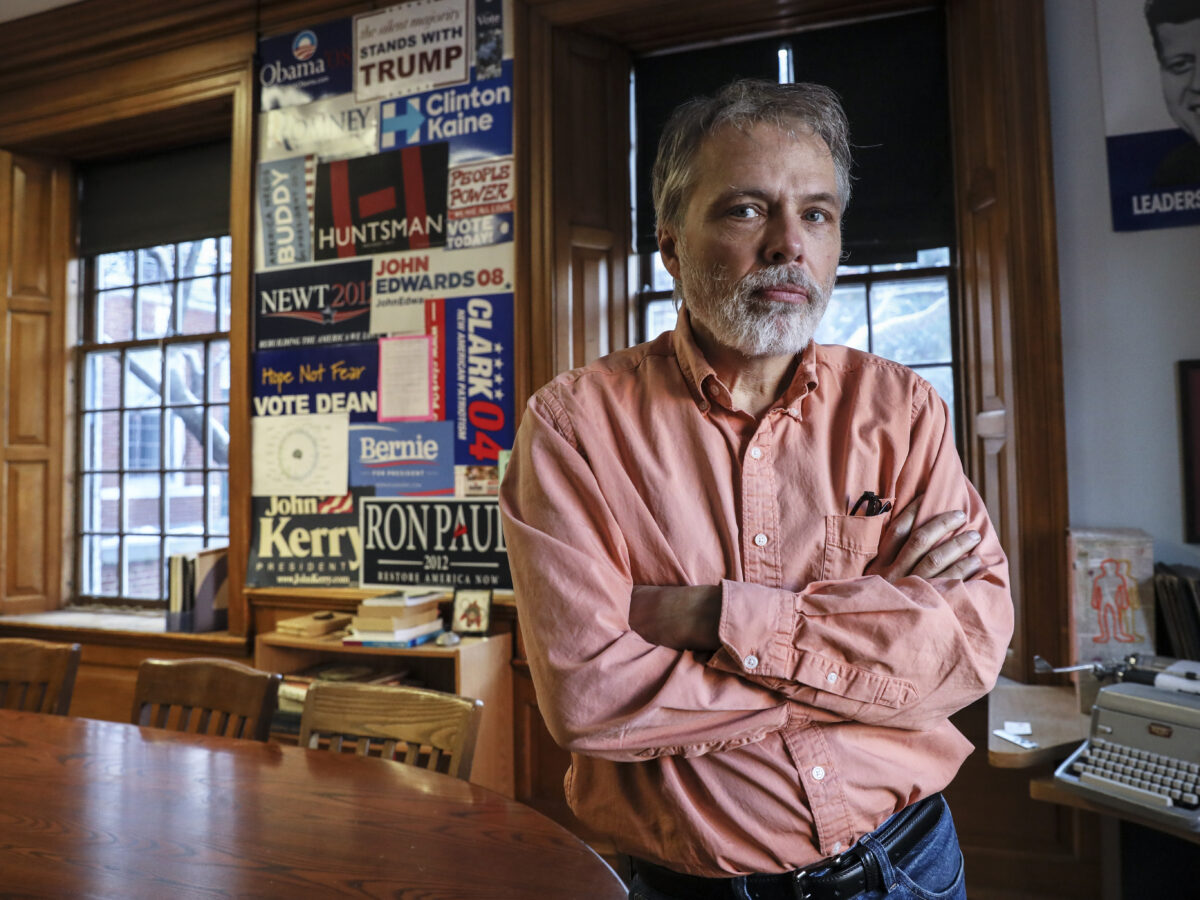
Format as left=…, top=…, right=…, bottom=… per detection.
left=916, top=364, right=956, bottom=444
left=165, top=406, right=205, bottom=469
left=124, top=348, right=162, bottom=407
left=870, top=277, right=951, bottom=365
left=123, top=536, right=161, bottom=599
left=209, top=341, right=230, bottom=402
left=208, top=404, right=230, bottom=468
left=220, top=235, right=232, bottom=271
left=218, top=274, right=232, bottom=332
left=165, top=471, right=205, bottom=534
left=82, top=411, right=120, bottom=470
left=96, top=288, right=133, bottom=343
left=165, top=535, right=205, bottom=562
left=80, top=535, right=120, bottom=596
left=836, top=262, right=870, bottom=276
left=123, top=472, right=161, bottom=532
left=84, top=352, right=121, bottom=411
left=80, top=473, right=120, bottom=533
left=138, top=244, right=175, bottom=283
left=178, top=277, right=217, bottom=334
left=178, top=238, right=221, bottom=278
left=123, top=410, right=160, bottom=470
left=166, top=344, right=205, bottom=405
left=651, top=253, right=674, bottom=292
left=870, top=246, right=951, bottom=272
left=208, top=472, right=229, bottom=536
left=815, top=284, right=868, bottom=350
left=643, top=298, right=677, bottom=342
left=97, top=250, right=135, bottom=290
left=137, top=282, right=173, bottom=339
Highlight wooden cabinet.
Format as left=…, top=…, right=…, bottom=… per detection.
left=254, top=630, right=513, bottom=798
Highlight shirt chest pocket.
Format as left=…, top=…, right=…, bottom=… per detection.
left=821, top=514, right=886, bottom=581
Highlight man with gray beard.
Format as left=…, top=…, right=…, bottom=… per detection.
left=500, top=79, right=1012, bottom=900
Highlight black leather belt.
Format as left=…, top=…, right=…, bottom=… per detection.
left=632, top=794, right=943, bottom=900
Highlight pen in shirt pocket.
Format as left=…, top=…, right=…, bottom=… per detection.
left=850, top=490, right=893, bottom=516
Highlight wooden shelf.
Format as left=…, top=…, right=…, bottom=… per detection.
left=987, top=677, right=1091, bottom=768
left=255, top=630, right=513, bottom=798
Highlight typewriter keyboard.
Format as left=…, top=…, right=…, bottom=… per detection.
left=1069, top=737, right=1200, bottom=810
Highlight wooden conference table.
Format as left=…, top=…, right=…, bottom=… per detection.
left=0, top=709, right=626, bottom=899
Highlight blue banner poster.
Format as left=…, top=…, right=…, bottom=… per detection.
left=378, top=59, right=513, bottom=162
left=312, top=144, right=450, bottom=260
left=246, top=491, right=368, bottom=588
left=1096, top=0, right=1200, bottom=231
left=259, top=19, right=354, bottom=111
left=257, top=156, right=313, bottom=269
left=447, top=292, right=514, bottom=466
left=349, top=421, right=455, bottom=495
left=254, top=259, right=372, bottom=350
left=253, top=342, right=378, bottom=423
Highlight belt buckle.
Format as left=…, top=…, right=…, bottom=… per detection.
left=791, top=869, right=812, bottom=900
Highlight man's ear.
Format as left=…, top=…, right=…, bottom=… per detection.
left=657, top=226, right=682, bottom=279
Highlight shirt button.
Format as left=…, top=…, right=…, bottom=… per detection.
left=832, top=842, right=842, bottom=854
left=753, top=533, right=768, bottom=547
left=811, top=766, right=826, bottom=781
left=787, top=407, right=800, bottom=418
left=826, top=672, right=838, bottom=684
left=743, top=655, right=759, bottom=670
left=749, top=447, right=763, bottom=460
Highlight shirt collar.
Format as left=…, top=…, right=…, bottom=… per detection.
left=672, top=308, right=821, bottom=413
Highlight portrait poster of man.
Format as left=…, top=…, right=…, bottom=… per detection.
left=1097, top=0, right=1200, bottom=230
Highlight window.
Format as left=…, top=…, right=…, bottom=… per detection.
left=637, top=246, right=957, bottom=439
left=76, top=237, right=232, bottom=607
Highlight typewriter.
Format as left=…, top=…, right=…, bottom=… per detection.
left=1051, top=657, right=1200, bottom=832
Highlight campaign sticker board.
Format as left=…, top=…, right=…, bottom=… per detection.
left=354, top=0, right=471, bottom=104
left=448, top=293, right=514, bottom=466
left=260, top=19, right=355, bottom=111
left=260, top=94, right=379, bottom=165
left=1096, top=0, right=1200, bottom=231
left=359, top=496, right=511, bottom=588
left=254, top=260, right=373, bottom=350
left=369, top=242, right=513, bottom=334
left=247, top=492, right=366, bottom=588
left=258, top=157, right=314, bottom=268
left=253, top=342, right=378, bottom=423
left=312, top=145, right=450, bottom=260
left=378, top=59, right=513, bottom=161
left=349, top=420, right=455, bottom=495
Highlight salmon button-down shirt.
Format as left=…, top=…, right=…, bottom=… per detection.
left=499, top=312, right=1013, bottom=877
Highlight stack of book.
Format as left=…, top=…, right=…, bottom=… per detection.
left=274, top=662, right=416, bottom=730
left=1153, top=563, right=1200, bottom=660
left=166, top=546, right=229, bottom=633
left=342, top=587, right=450, bottom=648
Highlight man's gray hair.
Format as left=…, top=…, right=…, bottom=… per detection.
left=652, top=79, right=853, bottom=235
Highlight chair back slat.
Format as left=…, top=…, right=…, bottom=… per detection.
left=298, top=682, right=483, bottom=780
left=131, top=658, right=281, bottom=742
left=0, top=639, right=82, bottom=715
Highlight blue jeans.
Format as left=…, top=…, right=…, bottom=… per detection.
left=628, top=795, right=966, bottom=900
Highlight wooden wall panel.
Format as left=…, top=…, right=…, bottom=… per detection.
left=0, top=152, right=68, bottom=616
left=9, top=160, right=54, bottom=300
left=4, top=462, right=48, bottom=598
left=7, top=313, right=50, bottom=445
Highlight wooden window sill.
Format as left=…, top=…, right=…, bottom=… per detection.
left=0, top=609, right=249, bottom=655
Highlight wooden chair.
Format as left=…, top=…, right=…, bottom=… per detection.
left=131, top=657, right=281, bottom=742
left=298, top=682, right=484, bottom=781
left=0, top=638, right=82, bottom=715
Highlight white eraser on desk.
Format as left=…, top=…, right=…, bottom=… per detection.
left=1004, top=721, right=1032, bottom=735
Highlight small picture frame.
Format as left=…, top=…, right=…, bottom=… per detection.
left=1181, top=360, right=1200, bottom=544
left=452, top=589, right=492, bottom=635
